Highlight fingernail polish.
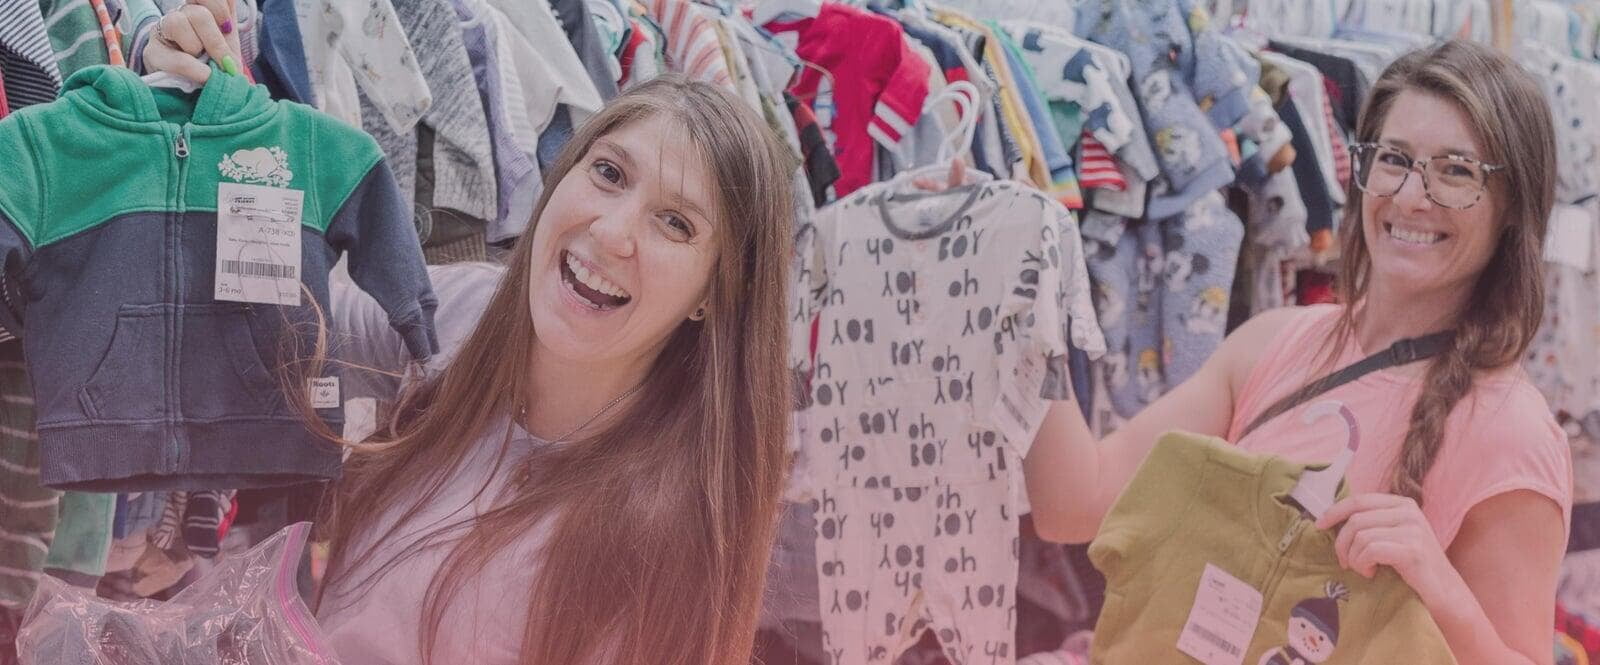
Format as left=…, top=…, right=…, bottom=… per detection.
left=221, top=19, right=233, bottom=34
left=221, top=55, right=240, bottom=76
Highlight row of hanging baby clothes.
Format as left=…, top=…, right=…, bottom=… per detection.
left=1514, top=0, right=1600, bottom=60
left=765, top=0, right=1260, bottom=426
left=1061, top=0, right=1253, bottom=421
left=0, top=0, right=842, bottom=618
left=1520, top=39, right=1600, bottom=457
left=1546, top=0, right=1600, bottom=622
left=1205, top=5, right=1462, bottom=349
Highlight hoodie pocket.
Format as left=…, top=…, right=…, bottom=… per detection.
left=81, top=304, right=287, bottom=421
left=179, top=304, right=287, bottom=419
left=80, top=305, right=167, bottom=421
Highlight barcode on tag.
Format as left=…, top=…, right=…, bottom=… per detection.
left=1176, top=563, right=1261, bottom=665
left=215, top=182, right=303, bottom=306
left=222, top=260, right=298, bottom=280
left=1189, top=624, right=1241, bottom=657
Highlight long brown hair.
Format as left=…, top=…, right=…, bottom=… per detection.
left=1271, top=40, right=1555, bottom=502
left=316, top=75, right=797, bottom=664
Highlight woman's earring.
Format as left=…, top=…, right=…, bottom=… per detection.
left=691, top=307, right=707, bottom=321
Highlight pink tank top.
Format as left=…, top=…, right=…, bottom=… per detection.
left=1227, top=304, right=1572, bottom=548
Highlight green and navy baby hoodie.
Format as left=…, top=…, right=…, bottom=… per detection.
left=0, top=65, right=437, bottom=492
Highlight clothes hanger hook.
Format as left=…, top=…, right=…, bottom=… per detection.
left=1301, top=400, right=1359, bottom=452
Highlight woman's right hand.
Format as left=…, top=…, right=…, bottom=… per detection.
left=141, top=0, right=242, bottom=85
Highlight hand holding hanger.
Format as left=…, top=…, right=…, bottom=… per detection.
left=142, top=0, right=245, bottom=86
left=1288, top=401, right=1359, bottom=519
left=912, top=156, right=968, bottom=192
left=903, top=80, right=982, bottom=193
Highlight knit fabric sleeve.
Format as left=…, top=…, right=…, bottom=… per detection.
left=645, top=0, right=733, bottom=89
left=324, top=158, right=438, bottom=362
left=331, top=263, right=502, bottom=402
left=866, top=24, right=931, bottom=151
left=331, top=0, right=431, bottom=135
left=1008, top=194, right=1104, bottom=465
left=789, top=199, right=835, bottom=378
left=1179, top=0, right=1253, bottom=131
left=385, top=0, right=496, bottom=222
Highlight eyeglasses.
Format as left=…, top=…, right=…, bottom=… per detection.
left=1349, top=142, right=1504, bottom=210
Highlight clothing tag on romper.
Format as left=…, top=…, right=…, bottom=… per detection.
left=1177, top=563, right=1262, bottom=665
left=215, top=183, right=303, bottom=306
left=1544, top=204, right=1593, bottom=271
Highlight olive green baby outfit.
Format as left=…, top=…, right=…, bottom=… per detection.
left=1088, top=432, right=1457, bottom=665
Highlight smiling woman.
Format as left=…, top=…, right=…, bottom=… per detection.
left=302, top=74, right=799, bottom=665
left=1022, top=39, right=1570, bottom=665
left=529, top=117, right=721, bottom=370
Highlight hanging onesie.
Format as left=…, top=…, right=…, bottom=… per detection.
left=793, top=172, right=1103, bottom=665
left=1087, top=190, right=1243, bottom=419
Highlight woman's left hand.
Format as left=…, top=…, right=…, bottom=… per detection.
left=1317, top=493, right=1454, bottom=604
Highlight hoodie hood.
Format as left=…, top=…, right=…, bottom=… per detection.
left=61, top=64, right=280, bottom=132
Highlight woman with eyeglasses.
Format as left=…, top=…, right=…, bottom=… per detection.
left=1025, top=39, right=1569, bottom=664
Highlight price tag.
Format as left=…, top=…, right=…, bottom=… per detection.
left=216, top=182, right=303, bottom=306
left=309, top=377, right=340, bottom=409
left=1544, top=204, right=1594, bottom=271
left=342, top=397, right=376, bottom=446
left=1176, top=563, right=1262, bottom=665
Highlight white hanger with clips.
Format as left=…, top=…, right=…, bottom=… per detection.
left=890, top=79, right=981, bottom=191
left=144, top=68, right=206, bottom=93
left=929, top=80, right=980, bottom=165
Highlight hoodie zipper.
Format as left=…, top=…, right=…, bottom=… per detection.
left=1260, top=517, right=1309, bottom=602
left=167, top=125, right=192, bottom=472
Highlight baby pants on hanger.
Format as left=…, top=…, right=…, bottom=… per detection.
left=814, top=480, right=1019, bottom=665
left=1159, top=191, right=1244, bottom=388
left=1086, top=192, right=1243, bottom=418
left=1083, top=214, right=1153, bottom=419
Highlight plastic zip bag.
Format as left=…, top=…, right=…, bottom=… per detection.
left=16, top=522, right=339, bottom=664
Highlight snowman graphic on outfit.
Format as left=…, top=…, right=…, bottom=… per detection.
left=1259, top=581, right=1349, bottom=665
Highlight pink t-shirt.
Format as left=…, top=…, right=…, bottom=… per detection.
left=1227, top=304, right=1573, bottom=549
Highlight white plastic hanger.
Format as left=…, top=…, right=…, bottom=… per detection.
left=889, top=79, right=981, bottom=191
left=1288, top=401, right=1360, bottom=520
left=751, top=0, right=822, bottom=26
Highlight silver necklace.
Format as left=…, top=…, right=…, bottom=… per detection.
left=520, top=382, right=645, bottom=444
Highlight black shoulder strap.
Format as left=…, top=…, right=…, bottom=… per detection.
left=1238, top=331, right=1455, bottom=440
